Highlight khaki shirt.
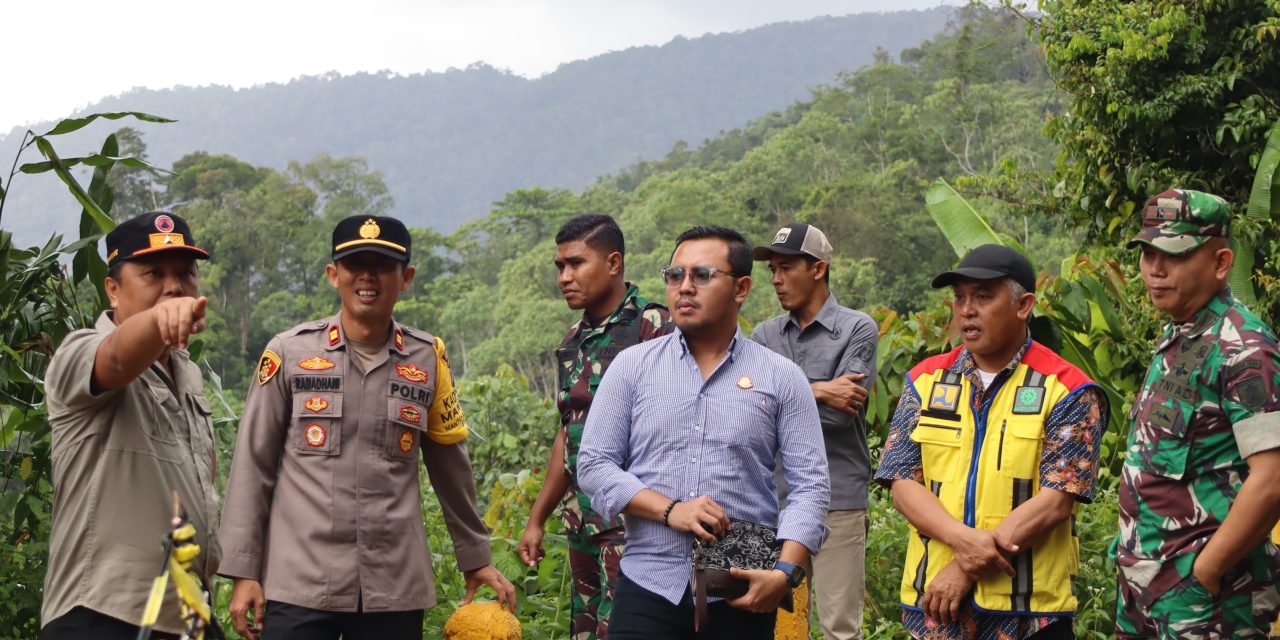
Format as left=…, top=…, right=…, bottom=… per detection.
left=42, top=312, right=221, bottom=634
left=218, top=315, right=490, bottom=612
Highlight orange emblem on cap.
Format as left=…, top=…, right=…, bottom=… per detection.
left=396, top=364, right=429, bottom=383
left=155, top=214, right=175, bottom=232
left=305, top=423, right=327, bottom=447
left=398, top=429, right=414, bottom=452
left=399, top=405, right=422, bottom=424
left=303, top=396, right=329, bottom=413
left=257, top=350, right=281, bottom=386
left=148, top=232, right=185, bottom=248
left=360, top=218, right=381, bottom=239
left=298, top=356, right=336, bottom=371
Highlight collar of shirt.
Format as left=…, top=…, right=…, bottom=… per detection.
left=566, top=282, right=642, bottom=342
left=952, top=334, right=1033, bottom=396
left=321, top=313, right=411, bottom=355
left=784, top=293, right=841, bottom=334
left=1158, top=286, right=1232, bottom=350
left=674, top=326, right=744, bottom=362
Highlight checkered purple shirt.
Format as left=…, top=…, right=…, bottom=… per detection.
left=578, top=329, right=830, bottom=605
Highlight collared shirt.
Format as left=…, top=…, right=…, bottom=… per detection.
left=557, top=283, right=671, bottom=536
left=43, top=312, right=221, bottom=634
left=219, top=314, right=490, bottom=612
left=751, top=293, right=878, bottom=510
left=577, top=329, right=830, bottom=605
left=875, top=337, right=1106, bottom=640
left=1114, top=288, right=1280, bottom=608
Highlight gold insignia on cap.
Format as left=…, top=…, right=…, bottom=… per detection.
left=107, top=249, right=118, bottom=262
left=149, top=233, right=185, bottom=248
left=360, top=218, right=381, bottom=239
left=737, top=376, right=754, bottom=389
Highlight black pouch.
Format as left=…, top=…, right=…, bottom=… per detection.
left=691, top=518, right=793, bottom=631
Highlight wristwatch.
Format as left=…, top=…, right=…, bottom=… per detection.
left=772, top=561, right=806, bottom=588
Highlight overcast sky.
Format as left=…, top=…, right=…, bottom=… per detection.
left=4, top=1, right=964, bottom=133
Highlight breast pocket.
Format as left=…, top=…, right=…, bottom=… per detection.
left=140, top=383, right=185, bottom=462
left=997, top=418, right=1043, bottom=480
left=706, top=388, right=778, bottom=450
left=1134, top=391, right=1194, bottom=479
left=911, top=422, right=964, bottom=482
left=387, top=392, right=431, bottom=460
left=292, top=393, right=343, bottom=456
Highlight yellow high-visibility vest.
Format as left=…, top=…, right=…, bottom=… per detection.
left=899, top=342, right=1099, bottom=616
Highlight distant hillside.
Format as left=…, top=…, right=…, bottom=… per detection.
left=1, top=8, right=953, bottom=246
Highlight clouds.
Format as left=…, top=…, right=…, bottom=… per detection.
left=2, top=0, right=958, bottom=132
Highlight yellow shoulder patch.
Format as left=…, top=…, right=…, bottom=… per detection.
left=257, top=350, right=281, bottom=386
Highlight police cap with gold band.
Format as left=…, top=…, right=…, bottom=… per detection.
left=332, top=215, right=412, bottom=263
left=104, top=211, right=210, bottom=268
left=1126, top=188, right=1231, bottom=255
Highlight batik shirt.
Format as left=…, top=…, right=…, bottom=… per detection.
left=557, top=283, right=670, bottom=536
left=875, top=337, right=1107, bottom=639
left=1114, top=288, right=1280, bottom=609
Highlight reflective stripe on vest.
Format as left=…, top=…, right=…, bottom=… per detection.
left=899, top=356, right=1090, bottom=615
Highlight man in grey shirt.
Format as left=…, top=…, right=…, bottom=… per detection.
left=751, top=223, right=877, bottom=640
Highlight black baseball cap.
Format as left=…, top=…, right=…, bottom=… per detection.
left=931, top=244, right=1036, bottom=293
left=105, top=211, right=209, bottom=269
left=332, top=215, right=412, bottom=263
left=752, top=223, right=833, bottom=262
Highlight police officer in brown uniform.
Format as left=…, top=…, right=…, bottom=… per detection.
left=42, top=212, right=219, bottom=640
left=219, top=216, right=515, bottom=640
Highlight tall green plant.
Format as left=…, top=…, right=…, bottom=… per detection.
left=0, top=112, right=171, bottom=638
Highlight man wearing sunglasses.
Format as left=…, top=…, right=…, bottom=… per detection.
left=518, top=214, right=671, bottom=640
left=750, top=223, right=877, bottom=640
left=578, top=226, right=830, bottom=640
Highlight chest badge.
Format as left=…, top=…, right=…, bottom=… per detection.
left=305, top=423, right=327, bottom=447
left=303, top=396, right=330, bottom=413
left=257, top=350, right=281, bottom=386
left=396, top=363, right=429, bottom=383
left=928, top=382, right=961, bottom=412
left=399, top=405, right=422, bottom=424
left=1012, top=386, right=1046, bottom=414
left=398, top=429, right=415, bottom=453
left=298, top=356, right=336, bottom=371
left=737, top=376, right=754, bottom=389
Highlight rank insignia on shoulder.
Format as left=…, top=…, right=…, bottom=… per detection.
left=303, top=396, right=330, bottom=413
left=394, top=328, right=404, bottom=351
left=400, top=405, right=422, bottom=424
left=396, top=363, right=429, bottom=383
left=298, top=356, right=336, bottom=371
left=928, top=382, right=961, bottom=412
left=1012, top=386, right=1045, bottom=414
left=305, top=423, right=327, bottom=447
left=398, top=429, right=414, bottom=453
left=328, top=325, right=341, bottom=347
left=257, top=350, right=281, bottom=386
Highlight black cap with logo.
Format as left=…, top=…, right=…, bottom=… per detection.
left=105, top=211, right=210, bottom=269
left=332, top=216, right=412, bottom=263
left=930, top=244, right=1036, bottom=294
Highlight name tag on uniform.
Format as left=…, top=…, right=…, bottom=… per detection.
left=928, top=382, right=961, bottom=412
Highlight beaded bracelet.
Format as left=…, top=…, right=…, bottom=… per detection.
left=662, top=498, right=680, bottom=527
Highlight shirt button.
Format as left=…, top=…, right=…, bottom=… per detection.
left=688, top=491, right=695, bottom=497
left=694, top=425, right=702, bottom=431
left=691, top=457, right=697, bottom=463
left=698, top=393, right=705, bottom=399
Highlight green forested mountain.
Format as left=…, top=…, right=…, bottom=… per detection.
left=1, top=8, right=951, bottom=247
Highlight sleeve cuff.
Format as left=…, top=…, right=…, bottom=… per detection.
left=454, top=541, right=493, bottom=573
left=1233, top=412, right=1280, bottom=458
left=215, top=551, right=262, bottom=581
left=597, top=477, right=647, bottom=522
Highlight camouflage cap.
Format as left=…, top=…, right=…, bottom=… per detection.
left=1126, top=189, right=1231, bottom=255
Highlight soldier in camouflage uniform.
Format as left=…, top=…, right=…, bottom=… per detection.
left=519, top=214, right=671, bottom=640
left=1114, top=189, right=1280, bottom=639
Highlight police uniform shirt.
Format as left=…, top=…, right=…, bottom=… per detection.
left=218, top=315, right=490, bottom=612
left=42, top=312, right=221, bottom=635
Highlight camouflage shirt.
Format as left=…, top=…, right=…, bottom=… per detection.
left=1114, top=288, right=1280, bottom=608
left=557, top=283, right=671, bottom=536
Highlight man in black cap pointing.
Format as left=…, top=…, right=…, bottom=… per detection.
left=42, top=212, right=220, bottom=639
